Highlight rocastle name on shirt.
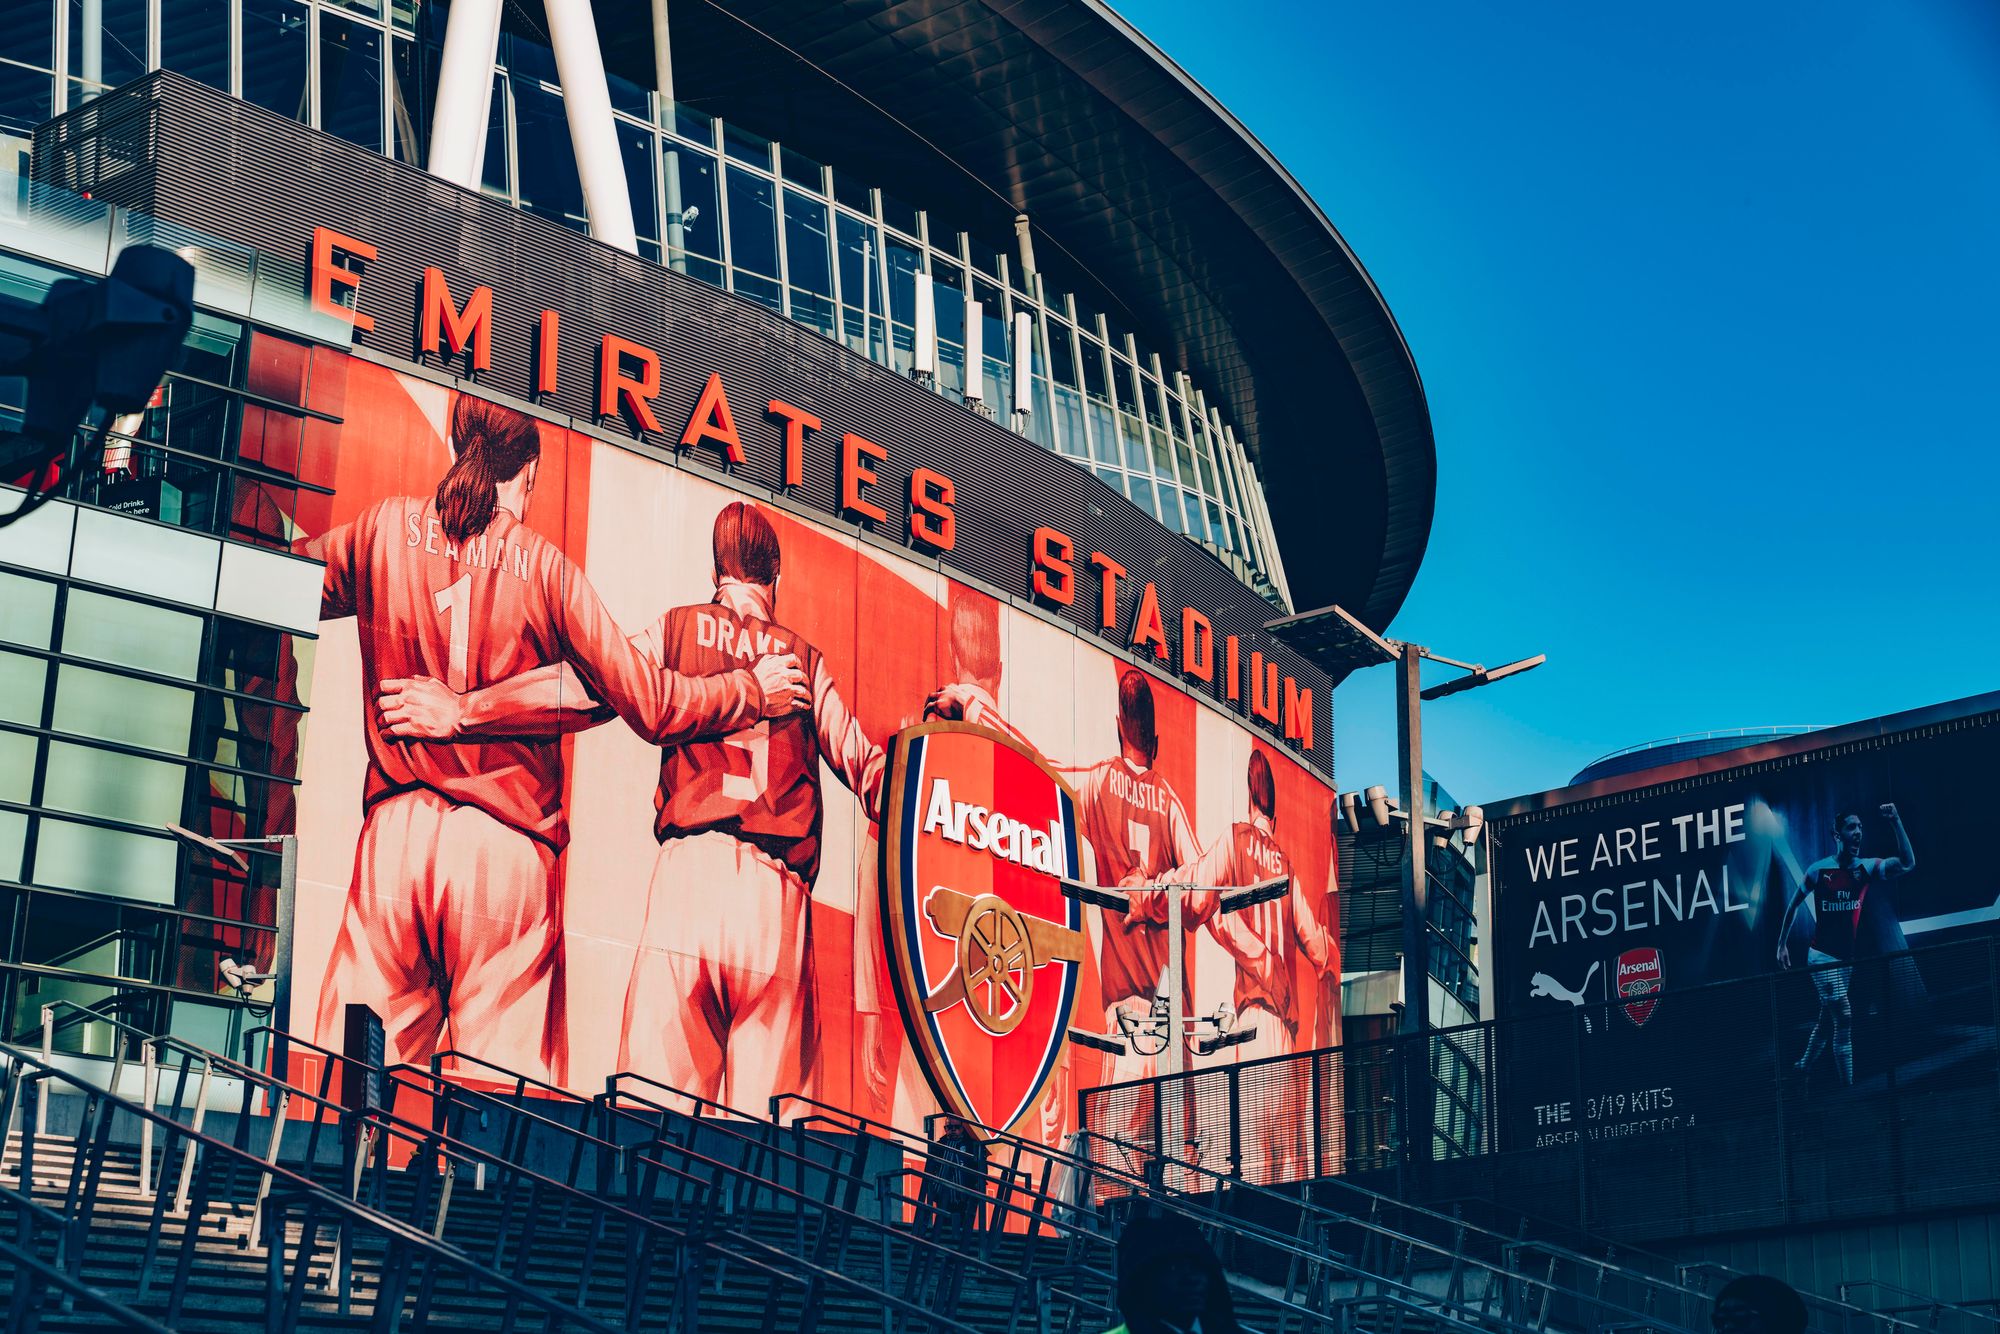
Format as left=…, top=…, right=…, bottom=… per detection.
left=404, top=508, right=532, bottom=580
left=1103, top=766, right=1170, bottom=815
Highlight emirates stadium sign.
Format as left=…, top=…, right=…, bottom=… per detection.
left=881, top=723, right=1086, bottom=1133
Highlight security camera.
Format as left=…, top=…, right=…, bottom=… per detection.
left=679, top=205, right=700, bottom=226
left=219, top=957, right=276, bottom=994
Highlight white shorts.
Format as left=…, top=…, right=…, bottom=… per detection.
left=315, top=788, right=563, bottom=1081
left=617, top=831, right=812, bottom=1111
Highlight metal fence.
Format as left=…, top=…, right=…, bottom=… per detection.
left=1079, top=936, right=2000, bottom=1241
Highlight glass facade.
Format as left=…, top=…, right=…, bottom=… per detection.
left=0, top=0, right=1288, bottom=597
left=0, top=195, right=328, bottom=1055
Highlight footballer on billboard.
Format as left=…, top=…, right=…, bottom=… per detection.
left=277, top=360, right=1342, bottom=1162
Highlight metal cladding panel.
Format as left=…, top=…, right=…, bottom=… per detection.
left=32, top=73, right=1333, bottom=775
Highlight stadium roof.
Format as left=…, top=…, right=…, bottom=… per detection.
left=591, top=0, right=1436, bottom=629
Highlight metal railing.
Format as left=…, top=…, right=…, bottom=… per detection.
left=255, top=1029, right=998, bottom=1332
left=1837, top=1281, right=2000, bottom=1334
left=0, top=1040, right=622, bottom=1332
left=1083, top=937, right=2000, bottom=1243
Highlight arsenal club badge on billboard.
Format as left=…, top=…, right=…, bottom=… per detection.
left=1616, top=947, right=1663, bottom=1027
left=881, top=722, right=1086, bottom=1136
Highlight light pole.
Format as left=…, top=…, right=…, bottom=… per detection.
left=1266, top=602, right=1541, bottom=1177
left=1062, top=876, right=1289, bottom=1175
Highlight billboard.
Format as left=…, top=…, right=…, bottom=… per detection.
left=279, top=359, right=1342, bottom=1146
left=1492, top=716, right=2000, bottom=1145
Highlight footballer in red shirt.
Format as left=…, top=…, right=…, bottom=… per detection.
left=1146, top=749, right=1336, bottom=1177
left=381, top=501, right=880, bottom=1109
left=313, top=396, right=806, bottom=1080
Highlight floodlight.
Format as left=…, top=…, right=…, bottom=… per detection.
left=1218, top=877, right=1288, bottom=914
left=1419, top=654, right=1546, bottom=702
left=1365, top=785, right=1393, bottom=828
left=1059, top=877, right=1132, bottom=914
left=1196, top=1026, right=1256, bottom=1056
left=1340, top=791, right=1362, bottom=835
left=1459, top=806, right=1484, bottom=845
left=165, top=822, right=250, bottom=872
left=1067, top=1027, right=1128, bottom=1056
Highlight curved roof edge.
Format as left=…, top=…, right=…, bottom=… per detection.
left=646, top=0, right=1438, bottom=628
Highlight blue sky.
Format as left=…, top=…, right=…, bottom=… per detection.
left=1122, top=0, right=2000, bottom=805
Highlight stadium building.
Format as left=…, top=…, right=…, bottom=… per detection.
left=0, top=0, right=1433, bottom=1144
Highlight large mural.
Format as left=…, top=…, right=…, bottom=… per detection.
left=284, top=361, right=1342, bottom=1148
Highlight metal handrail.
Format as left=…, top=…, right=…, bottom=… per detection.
left=0, top=1039, right=623, bottom=1333
left=1839, top=1280, right=2000, bottom=1330
left=1678, top=1264, right=1914, bottom=1334
left=0, top=1233, right=180, bottom=1334
left=962, top=1118, right=1703, bottom=1334
left=255, top=1032, right=998, bottom=1332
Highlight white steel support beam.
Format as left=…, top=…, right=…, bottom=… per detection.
left=428, top=0, right=504, bottom=189
left=650, top=0, right=675, bottom=103
left=544, top=0, right=639, bottom=253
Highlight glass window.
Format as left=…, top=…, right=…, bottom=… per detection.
left=722, top=120, right=770, bottom=168
left=319, top=13, right=384, bottom=151
left=52, top=665, right=195, bottom=754
left=515, top=80, right=585, bottom=231
left=932, top=261, right=965, bottom=347
left=973, top=279, right=1007, bottom=403
left=620, top=119, right=659, bottom=249
left=42, top=741, right=186, bottom=826
left=662, top=145, right=722, bottom=281
left=1111, top=356, right=1139, bottom=416
left=61, top=591, right=204, bottom=679
left=666, top=100, right=712, bottom=147
left=67, top=0, right=148, bottom=89
left=782, top=191, right=832, bottom=297
left=501, top=30, right=555, bottom=85
left=1127, top=475, right=1158, bottom=521
left=4, top=0, right=54, bottom=74
left=836, top=212, right=883, bottom=357
left=0, top=62, right=52, bottom=140
left=880, top=191, right=918, bottom=238
left=160, top=0, right=229, bottom=93
left=831, top=168, right=871, bottom=216
left=31, top=817, right=176, bottom=901
left=733, top=272, right=782, bottom=314
left=725, top=167, right=778, bottom=278
left=481, top=76, right=507, bottom=196
left=780, top=145, right=824, bottom=191
left=1046, top=319, right=1078, bottom=390
left=0, top=650, right=47, bottom=726
left=0, top=730, right=35, bottom=803
left=0, top=810, right=23, bottom=881
left=1182, top=491, right=1207, bottom=542
left=606, top=69, right=648, bottom=119
left=0, top=571, right=55, bottom=649
left=967, top=236, right=999, bottom=280
left=884, top=236, right=922, bottom=329
left=1052, top=386, right=1088, bottom=459
left=1093, top=466, right=1123, bottom=495
left=388, top=35, right=427, bottom=162
left=1206, top=500, right=1227, bottom=550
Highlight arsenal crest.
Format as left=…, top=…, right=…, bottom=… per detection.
left=1616, top=947, right=1663, bottom=1027
left=880, top=722, right=1085, bottom=1135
